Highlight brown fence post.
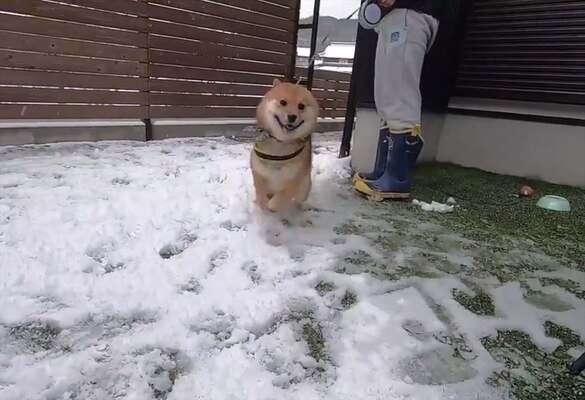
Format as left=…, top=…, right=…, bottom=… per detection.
left=287, top=0, right=302, bottom=81
left=142, top=0, right=152, bottom=140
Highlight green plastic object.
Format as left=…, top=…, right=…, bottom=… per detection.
left=536, top=195, right=571, bottom=212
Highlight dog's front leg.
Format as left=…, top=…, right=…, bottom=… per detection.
left=252, top=170, right=271, bottom=210
left=268, top=181, right=300, bottom=212
left=267, top=190, right=288, bottom=212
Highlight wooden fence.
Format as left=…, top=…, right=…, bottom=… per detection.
left=296, top=68, right=351, bottom=119
left=0, top=0, right=149, bottom=119
left=0, top=0, right=351, bottom=120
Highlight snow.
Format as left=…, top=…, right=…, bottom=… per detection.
left=300, top=0, right=360, bottom=19
left=412, top=199, right=455, bottom=214
left=317, top=66, right=353, bottom=73
left=0, top=136, right=520, bottom=399
left=297, top=47, right=311, bottom=58
left=320, top=43, right=355, bottom=59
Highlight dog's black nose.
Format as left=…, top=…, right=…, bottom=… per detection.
left=287, top=115, right=297, bottom=124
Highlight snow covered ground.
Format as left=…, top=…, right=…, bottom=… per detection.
left=0, top=136, right=582, bottom=399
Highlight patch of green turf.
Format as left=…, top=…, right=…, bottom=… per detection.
left=452, top=288, right=496, bottom=316
left=333, top=221, right=363, bottom=236
left=9, top=321, right=61, bottom=353
left=540, top=278, right=585, bottom=300
left=302, top=323, right=326, bottom=363
left=544, top=321, right=583, bottom=353
left=341, top=290, right=358, bottom=309
left=315, top=281, right=335, bottom=296
left=482, top=328, right=585, bottom=400
left=412, top=163, right=585, bottom=267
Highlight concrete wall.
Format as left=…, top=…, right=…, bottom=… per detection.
left=0, top=120, right=145, bottom=146
left=435, top=112, right=585, bottom=188
left=0, top=119, right=344, bottom=146
left=419, top=111, right=446, bottom=163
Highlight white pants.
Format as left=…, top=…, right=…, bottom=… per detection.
left=374, top=9, right=439, bottom=132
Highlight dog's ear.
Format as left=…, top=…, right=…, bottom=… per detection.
left=273, top=78, right=282, bottom=87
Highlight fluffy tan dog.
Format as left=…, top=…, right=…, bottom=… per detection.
left=251, top=79, right=319, bottom=212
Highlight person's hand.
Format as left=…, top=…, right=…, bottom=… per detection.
left=377, top=0, right=396, bottom=8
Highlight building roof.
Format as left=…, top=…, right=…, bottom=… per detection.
left=319, top=42, right=355, bottom=59
left=317, top=65, right=353, bottom=73
left=297, top=47, right=311, bottom=57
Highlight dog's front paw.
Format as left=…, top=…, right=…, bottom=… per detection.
left=267, top=196, right=284, bottom=213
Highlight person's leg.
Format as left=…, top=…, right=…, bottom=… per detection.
left=375, top=9, right=438, bottom=131
left=354, top=9, right=438, bottom=199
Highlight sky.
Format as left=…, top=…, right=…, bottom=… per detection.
left=300, top=0, right=361, bottom=19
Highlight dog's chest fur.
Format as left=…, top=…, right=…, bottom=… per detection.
left=251, top=132, right=310, bottom=193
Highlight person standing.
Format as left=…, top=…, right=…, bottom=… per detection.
left=353, top=0, right=440, bottom=200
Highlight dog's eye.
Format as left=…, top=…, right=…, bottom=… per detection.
left=280, top=100, right=287, bottom=106
left=298, top=103, right=305, bottom=111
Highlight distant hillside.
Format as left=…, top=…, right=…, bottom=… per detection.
left=298, top=16, right=358, bottom=52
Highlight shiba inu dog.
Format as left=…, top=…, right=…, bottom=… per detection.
left=251, top=79, right=319, bottom=212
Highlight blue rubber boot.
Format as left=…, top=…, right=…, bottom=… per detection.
left=353, top=128, right=423, bottom=201
left=359, top=127, right=390, bottom=181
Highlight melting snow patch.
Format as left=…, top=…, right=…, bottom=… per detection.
left=413, top=199, right=455, bottom=213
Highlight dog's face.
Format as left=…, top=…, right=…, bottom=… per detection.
left=257, top=79, right=319, bottom=142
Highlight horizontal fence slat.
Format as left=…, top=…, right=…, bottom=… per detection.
left=56, top=0, right=148, bottom=16
left=0, top=87, right=147, bottom=105
left=151, top=95, right=344, bottom=109
left=296, top=67, right=352, bottom=82
left=150, top=106, right=256, bottom=118
left=318, top=101, right=347, bottom=109
left=0, top=50, right=147, bottom=76
left=150, top=93, right=261, bottom=107
left=263, top=0, right=297, bottom=8
left=0, top=31, right=147, bottom=62
left=0, top=68, right=148, bottom=90
left=320, top=109, right=347, bottom=118
left=0, top=104, right=147, bottom=119
left=305, top=79, right=350, bottom=91
left=149, top=86, right=348, bottom=106
left=0, top=13, right=147, bottom=47
left=147, top=0, right=294, bottom=31
left=150, top=64, right=280, bottom=85
left=150, top=50, right=285, bottom=75
left=311, top=89, right=348, bottom=101
left=209, top=0, right=295, bottom=20
left=147, top=4, right=290, bottom=43
left=0, top=0, right=147, bottom=32
left=149, top=20, right=290, bottom=55
left=150, top=79, right=270, bottom=96
left=148, top=35, right=288, bottom=65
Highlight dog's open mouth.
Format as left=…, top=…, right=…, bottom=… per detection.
left=275, top=116, right=304, bottom=132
